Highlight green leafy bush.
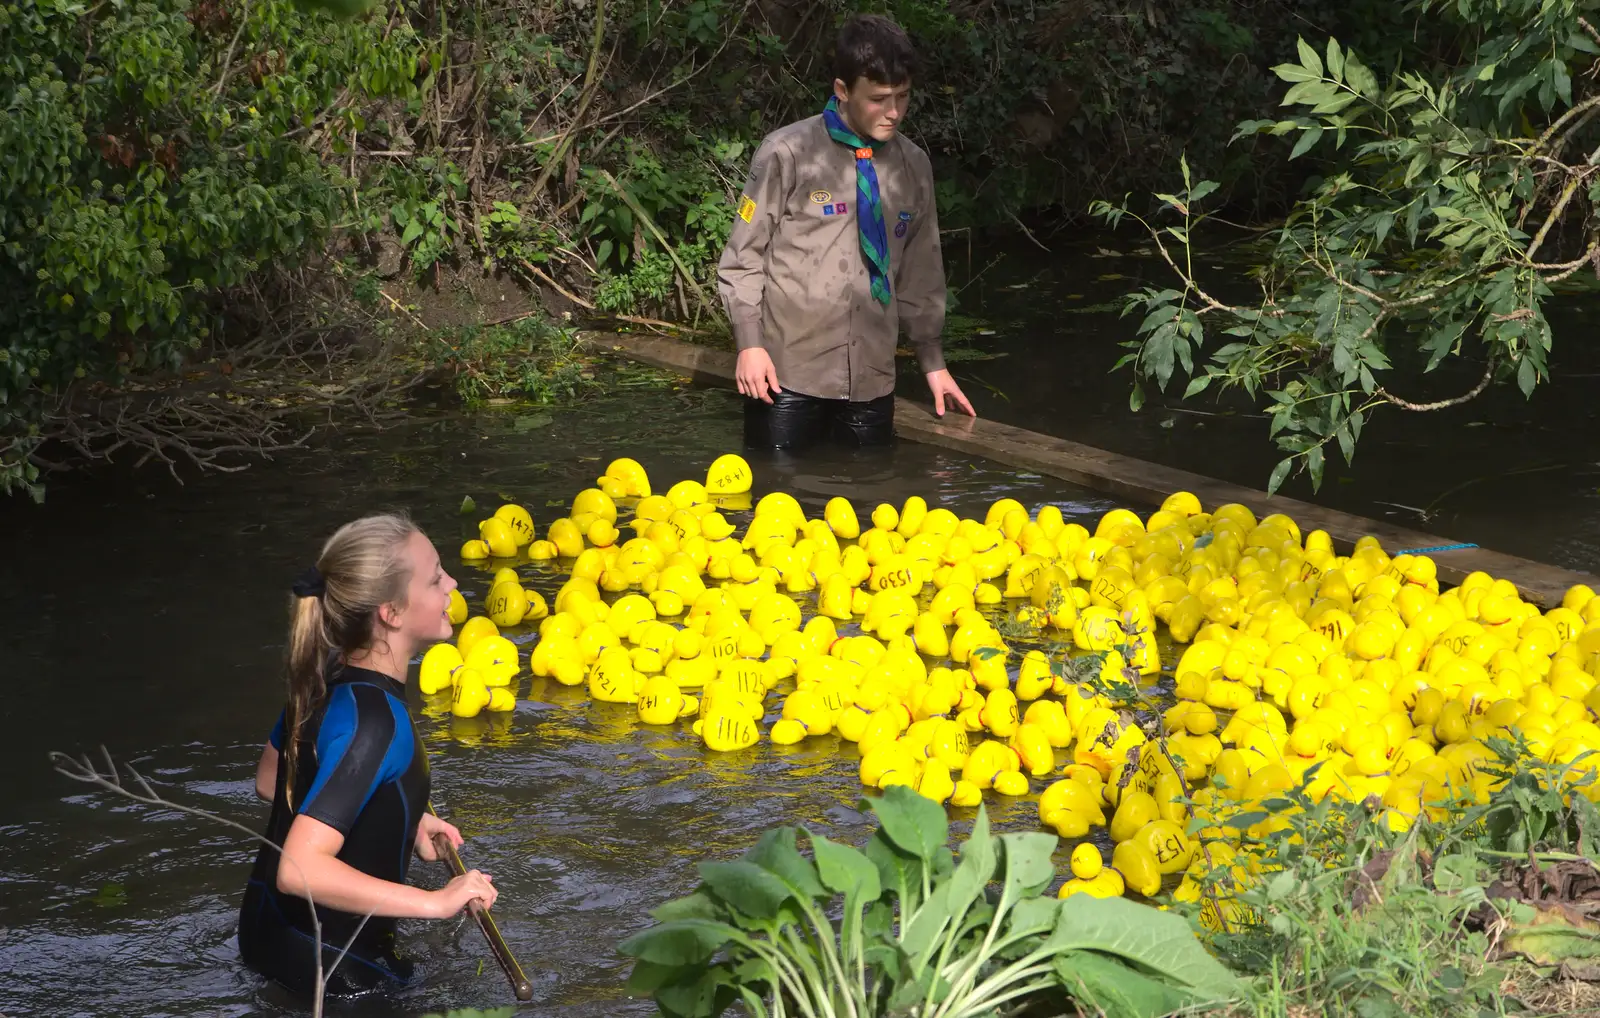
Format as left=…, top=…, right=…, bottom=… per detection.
left=0, top=0, right=420, bottom=495
left=619, top=784, right=1241, bottom=1018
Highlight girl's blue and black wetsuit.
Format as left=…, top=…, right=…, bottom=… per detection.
left=238, top=665, right=430, bottom=997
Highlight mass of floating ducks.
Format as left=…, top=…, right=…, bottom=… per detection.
left=427, top=453, right=1600, bottom=927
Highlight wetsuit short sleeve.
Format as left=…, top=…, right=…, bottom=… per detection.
left=268, top=710, right=286, bottom=751
left=298, top=684, right=415, bottom=836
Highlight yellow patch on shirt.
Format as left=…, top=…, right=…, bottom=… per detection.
left=737, top=194, right=757, bottom=223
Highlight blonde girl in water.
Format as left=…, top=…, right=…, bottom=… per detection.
left=238, top=512, right=497, bottom=998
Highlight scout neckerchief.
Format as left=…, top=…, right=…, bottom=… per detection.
left=822, top=96, right=892, bottom=305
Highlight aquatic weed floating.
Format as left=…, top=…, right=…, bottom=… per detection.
left=444, top=453, right=1600, bottom=927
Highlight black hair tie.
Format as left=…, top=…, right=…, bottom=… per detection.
left=291, top=566, right=326, bottom=599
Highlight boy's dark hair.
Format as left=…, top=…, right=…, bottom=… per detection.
left=832, top=14, right=918, bottom=87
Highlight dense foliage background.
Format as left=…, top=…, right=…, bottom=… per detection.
left=4, top=0, right=1588, bottom=495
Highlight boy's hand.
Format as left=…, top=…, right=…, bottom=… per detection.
left=926, top=369, right=975, bottom=418
left=737, top=348, right=782, bottom=404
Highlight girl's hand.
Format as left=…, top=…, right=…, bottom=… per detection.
left=431, top=869, right=497, bottom=917
left=414, top=813, right=463, bottom=862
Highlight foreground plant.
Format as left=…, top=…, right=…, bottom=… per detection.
left=619, top=784, right=1240, bottom=1018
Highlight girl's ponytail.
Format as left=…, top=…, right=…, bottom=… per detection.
left=280, top=592, right=330, bottom=809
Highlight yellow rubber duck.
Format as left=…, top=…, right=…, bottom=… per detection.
left=464, top=635, right=520, bottom=687
left=600, top=457, right=651, bottom=497
left=588, top=646, right=641, bottom=703
left=1058, top=844, right=1126, bottom=899
left=478, top=518, right=519, bottom=559
left=704, top=453, right=753, bottom=495
left=637, top=674, right=697, bottom=725
left=457, top=615, right=499, bottom=658
left=417, top=643, right=463, bottom=696
left=1112, top=838, right=1163, bottom=896
left=450, top=667, right=491, bottom=718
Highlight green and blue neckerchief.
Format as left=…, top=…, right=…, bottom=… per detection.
left=822, top=96, right=892, bottom=305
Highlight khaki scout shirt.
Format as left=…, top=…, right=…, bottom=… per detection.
left=716, top=115, right=947, bottom=402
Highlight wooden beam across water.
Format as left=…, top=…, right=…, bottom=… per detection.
left=581, top=331, right=1600, bottom=606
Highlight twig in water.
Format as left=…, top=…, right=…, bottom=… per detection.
left=50, top=747, right=372, bottom=1018
left=1010, top=212, right=1050, bottom=253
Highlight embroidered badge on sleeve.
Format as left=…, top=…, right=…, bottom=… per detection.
left=737, top=195, right=757, bottom=223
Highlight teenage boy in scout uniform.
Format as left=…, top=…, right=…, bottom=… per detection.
left=718, top=14, right=975, bottom=451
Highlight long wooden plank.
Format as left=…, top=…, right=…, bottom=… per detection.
left=580, top=331, right=1599, bottom=605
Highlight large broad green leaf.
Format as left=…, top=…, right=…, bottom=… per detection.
left=902, top=806, right=995, bottom=963
left=998, top=832, right=1058, bottom=903
left=1046, top=897, right=1242, bottom=1002
left=867, top=785, right=949, bottom=862
left=650, top=887, right=723, bottom=923
left=654, top=962, right=742, bottom=1018
left=747, top=827, right=828, bottom=903
left=1007, top=896, right=1063, bottom=941
left=809, top=830, right=881, bottom=902
left=698, top=860, right=796, bottom=921
left=626, top=959, right=692, bottom=994
left=619, top=919, right=741, bottom=966
left=1054, top=950, right=1203, bottom=1018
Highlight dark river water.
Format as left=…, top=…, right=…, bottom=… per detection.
left=0, top=383, right=1123, bottom=1017
left=949, top=235, right=1600, bottom=575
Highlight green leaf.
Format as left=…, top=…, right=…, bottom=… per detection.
left=651, top=888, right=722, bottom=922
left=1290, top=124, right=1324, bottom=160
left=1344, top=52, right=1378, bottom=96
left=458, top=495, right=477, bottom=515
left=1433, top=853, right=1485, bottom=893
left=1326, top=38, right=1344, bottom=83
left=1045, top=896, right=1243, bottom=1002
left=1517, top=356, right=1537, bottom=398
left=1183, top=374, right=1212, bottom=399
left=999, top=832, right=1058, bottom=901
left=655, top=963, right=741, bottom=1018
left=1553, top=58, right=1573, bottom=107
left=866, top=829, right=925, bottom=914
left=1296, top=36, right=1323, bottom=78
left=866, top=785, right=948, bottom=863
left=1055, top=950, right=1202, bottom=1018
left=1503, top=909, right=1600, bottom=965
left=1007, top=895, right=1062, bottom=939
left=746, top=827, right=828, bottom=903
left=697, top=861, right=794, bottom=920
left=1129, top=382, right=1146, bottom=412
left=619, top=919, right=740, bottom=965
left=1267, top=456, right=1293, bottom=495
left=903, top=805, right=995, bottom=962
left=809, top=830, right=879, bottom=901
